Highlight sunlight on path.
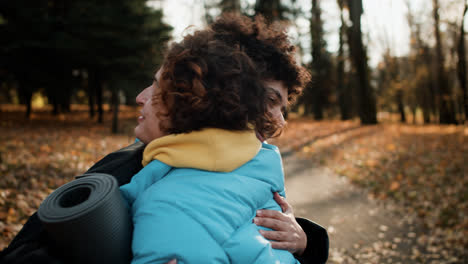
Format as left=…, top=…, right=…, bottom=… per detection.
left=283, top=155, right=462, bottom=264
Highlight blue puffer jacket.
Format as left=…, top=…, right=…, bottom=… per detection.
left=120, top=129, right=299, bottom=264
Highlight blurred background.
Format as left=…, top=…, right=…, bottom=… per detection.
left=0, top=0, right=467, bottom=127
left=0, top=0, right=467, bottom=263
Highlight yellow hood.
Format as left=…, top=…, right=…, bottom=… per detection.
left=142, top=128, right=261, bottom=172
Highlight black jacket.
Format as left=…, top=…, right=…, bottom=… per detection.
left=0, top=142, right=328, bottom=264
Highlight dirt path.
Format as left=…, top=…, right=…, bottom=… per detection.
left=282, top=154, right=457, bottom=264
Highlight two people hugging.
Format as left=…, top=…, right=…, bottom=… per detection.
left=120, top=14, right=328, bottom=263
left=1, top=13, right=328, bottom=264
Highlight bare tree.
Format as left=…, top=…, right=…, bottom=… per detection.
left=309, top=0, right=325, bottom=119
left=432, top=0, right=457, bottom=124
left=337, top=0, right=352, bottom=120
left=111, top=88, right=120, bottom=134
left=457, top=1, right=467, bottom=122
left=346, top=0, right=377, bottom=124
left=405, top=0, right=435, bottom=123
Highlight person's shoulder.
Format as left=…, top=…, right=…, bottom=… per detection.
left=135, top=159, right=173, bottom=185
left=120, top=159, right=173, bottom=206
left=85, top=141, right=145, bottom=185
left=261, top=142, right=280, bottom=152
left=234, top=142, right=284, bottom=188
left=258, top=142, right=282, bottom=162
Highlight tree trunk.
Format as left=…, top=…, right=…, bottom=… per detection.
left=397, top=89, right=406, bottom=123
left=60, top=88, right=71, bottom=113
left=87, top=75, right=95, bottom=118
left=97, top=85, right=103, bottom=123
left=18, top=81, right=33, bottom=119
left=303, top=99, right=313, bottom=116
left=25, top=92, right=32, bottom=119
left=312, top=97, right=323, bottom=120
left=53, top=102, right=59, bottom=115
left=220, top=0, right=241, bottom=13
left=46, top=82, right=60, bottom=116
left=310, top=0, right=324, bottom=120
left=423, top=47, right=437, bottom=123
left=457, top=3, right=467, bottom=122
left=406, top=1, right=436, bottom=123
left=50, top=92, right=59, bottom=115
left=91, top=70, right=104, bottom=124
left=111, top=88, right=119, bottom=134
left=433, top=0, right=457, bottom=124
left=255, top=0, right=283, bottom=21
left=337, top=0, right=351, bottom=120
left=346, top=0, right=377, bottom=124
left=422, top=77, right=432, bottom=124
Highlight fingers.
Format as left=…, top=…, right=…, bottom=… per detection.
left=255, top=194, right=307, bottom=255
left=258, top=227, right=301, bottom=254
left=273, top=192, right=291, bottom=213
left=254, top=216, right=289, bottom=231
left=256, top=209, right=288, bottom=221
left=259, top=230, right=289, bottom=241
left=166, top=259, right=177, bottom=264
left=270, top=241, right=296, bottom=251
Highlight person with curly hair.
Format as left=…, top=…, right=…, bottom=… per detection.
left=0, top=13, right=327, bottom=264
left=0, top=13, right=328, bottom=264
left=121, top=28, right=296, bottom=263
left=119, top=14, right=328, bottom=264
left=210, top=14, right=328, bottom=263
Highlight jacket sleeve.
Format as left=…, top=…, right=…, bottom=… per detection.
left=294, top=218, right=329, bottom=264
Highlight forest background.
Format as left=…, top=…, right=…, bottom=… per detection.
left=0, top=0, right=467, bottom=263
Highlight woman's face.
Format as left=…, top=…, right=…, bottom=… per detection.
left=134, top=69, right=168, bottom=144
left=265, top=80, right=287, bottom=129
left=255, top=80, right=288, bottom=141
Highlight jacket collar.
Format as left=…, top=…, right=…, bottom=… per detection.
left=142, top=128, right=261, bottom=172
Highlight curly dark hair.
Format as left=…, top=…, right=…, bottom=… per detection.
left=210, top=13, right=311, bottom=104
left=154, top=14, right=309, bottom=137
left=156, top=28, right=272, bottom=135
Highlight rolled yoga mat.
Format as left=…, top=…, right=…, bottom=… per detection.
left=37, top=173, right=132, bottom=264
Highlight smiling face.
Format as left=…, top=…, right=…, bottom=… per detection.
left=134, top=69, right=168, bottom=144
